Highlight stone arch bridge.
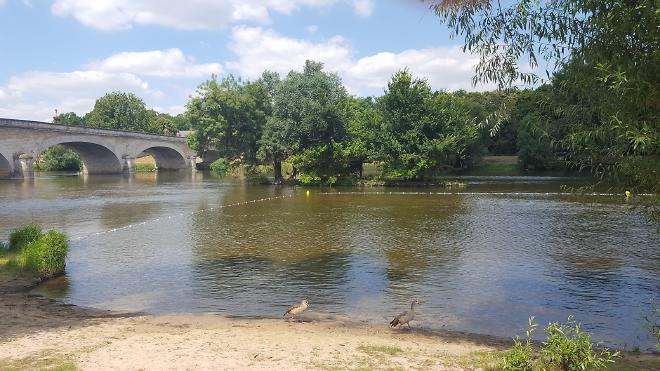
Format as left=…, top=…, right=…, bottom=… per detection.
left=0, top=118, right=196, bottom=178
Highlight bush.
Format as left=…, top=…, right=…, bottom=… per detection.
left=210, top=158, right=237, bottom=176
left=35, top=145, right=82, bottom=171
left=8, top=224, right=43, bottom=251
left=540, top=316, right=619, bottom=370
left=500, top=317, right=537, bottom=371
left=23, top=230, right=68, bottom=278
left=499, top=316, right=619, bottom=371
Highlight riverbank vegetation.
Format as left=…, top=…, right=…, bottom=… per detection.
left=40, top=1, right=657, bottom=221
left=0, top=225, right=69, bottom=279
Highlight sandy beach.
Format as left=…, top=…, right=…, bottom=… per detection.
left=1, top=273, right=658, bottom=370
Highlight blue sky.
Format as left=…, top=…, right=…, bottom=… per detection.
left=0, top=0, right=492, bottom=121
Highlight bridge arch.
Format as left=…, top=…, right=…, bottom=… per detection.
left=136, top=145, right=189, bottom=171
left=0, top=150, right=11, bottom=178
left=36, top=136, right=123, bottom=175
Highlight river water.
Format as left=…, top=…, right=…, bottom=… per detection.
left=1, top=172, right=658, bottom=350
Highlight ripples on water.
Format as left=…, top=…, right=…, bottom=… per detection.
left=1, top=172, right=658, bottom=350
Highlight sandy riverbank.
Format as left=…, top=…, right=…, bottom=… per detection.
left=1, top=273, right=658, bottom=370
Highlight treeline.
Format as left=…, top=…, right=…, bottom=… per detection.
left=185, top=61, right=565, bottom=184
left=53, top=92, right=191, bottom=135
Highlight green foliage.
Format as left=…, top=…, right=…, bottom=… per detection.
left=23, top=230, right=69, bottom=278
left=147, top=110, right=178, bottom=136
left=431, top=0, right=660, bottom=222
left=187, top=75, right=269, bottom=165
left=646, top=299, right=660, bottom=351
left=540, top=316, right=619, bottom=370
left=85, top=92, right=159, bottom=134
left=209, top=158, right=236, bottom=176
left=8, top=224, right=42, bottom=251
left=288, top=141, right=350, bottom=185
left=134, top=163, right=155, bottom=172
left=500, top=317, right=537, bottom=371
left=258, top=61, right=348, bottom=183
left=500, top=316, right=619, bottom=371
left=35, top=145, right=82, bottom=172
left=376, top=70, right=481, bottom=180
left=53, top=112, right=85, bottom=126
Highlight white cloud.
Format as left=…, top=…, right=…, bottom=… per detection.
left=88, top=48, right=222, bottom=78
left=51, top=0, right=374, bottom=31
left=0, top=70, right=159, bottom=121
left=0, top=48, right=219, bottom=121
left=225, top=26, right=353, bottom=78
left=352, top=0, right=373, bottom=17
left=225, top=27, right=493, bottom=96
left=306, top=24, right=318, bottom=34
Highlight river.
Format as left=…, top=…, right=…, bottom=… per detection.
left=1, top=172, right=658, bottom=350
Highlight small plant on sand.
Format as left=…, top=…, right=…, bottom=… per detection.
left=23, top=230, right=69, bottom=278
left=499, top=316, right=619, bottom=371
left=2, top=225, right=69, bottom=279
left=500, top=317, right=537, bottom=371
left=540, top=315, right=619, bottom=370
left=8, top=224, right=43, bottom=251
left=646, top=298, right=660, bottom=351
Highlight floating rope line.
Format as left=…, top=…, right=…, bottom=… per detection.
left=316, top=191, right=654, bottom=196
left=69, top=194, right=294, bottom=242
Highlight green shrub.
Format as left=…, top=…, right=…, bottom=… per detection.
left=500, top=316, right=619, bottom=371
left=8, top=224, right=43, bottom=251
left=210, top=158, right=236, bottom=176
left=35, top=145, right=82, bottom=171
left=500, top=317, right=537, bottom=371
left=540, top=316, right=619, bottom=370
left=135, top=163, right=156, bottom=172
left=645, top=299, right=660, bottom=351
left=23, top=230, right=68, bottom=278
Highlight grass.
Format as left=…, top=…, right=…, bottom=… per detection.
left=357, top=345, right=403, bottom=356
left=1, top=225, right=68, bottom=279
left=0, top=352, right=77, bottom=371
left=134, top=163, right=156, bottom=172
left=464, top=163, right=523, bottom=176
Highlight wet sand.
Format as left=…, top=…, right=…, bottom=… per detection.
left=1, top=273, right=658, bottom=370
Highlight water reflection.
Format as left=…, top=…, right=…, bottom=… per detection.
left=2, top=174, right=658, bottom=350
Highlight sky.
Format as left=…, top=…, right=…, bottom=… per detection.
left=0, top=0, right=495, bottom=121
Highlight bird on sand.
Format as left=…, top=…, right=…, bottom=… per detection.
left=389, top=299, right=420, bottom=329
left=283, top=299, right=309, bottom=321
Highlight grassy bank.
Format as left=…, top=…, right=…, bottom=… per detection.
left=0, top=225, right=69, bottom=279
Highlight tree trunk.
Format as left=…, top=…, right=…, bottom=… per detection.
left=273, top=159, right=283, bottom=184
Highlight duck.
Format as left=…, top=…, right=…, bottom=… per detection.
left=389, top=299, right=420, bottom=329
left=283, top=299, right=309, bottom=321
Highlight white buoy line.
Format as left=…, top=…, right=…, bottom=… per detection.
left=316, top=191, right=653, bottom=196
left=69, top=194, right=294, bottom=242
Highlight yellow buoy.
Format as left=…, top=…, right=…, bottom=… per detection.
left=306, top=190, right=310, bottom=197
left=625, top=190, right=631, bottom=199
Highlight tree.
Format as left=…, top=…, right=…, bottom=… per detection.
left=376, top=70, right=481, bottom=180
left=431, top=0, right=659, bottom=220
left=35, top=145, right=82, bottom=172
left=186, top=75, right=268, bottom=165
left=258, top=60, right=348, bottom=184
left=84, top=92, right=157, bottom=134
left=53, top=112, right=84, bottom=126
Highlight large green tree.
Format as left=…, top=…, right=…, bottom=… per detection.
left=431, top=0, right=659, bottom=220
left=258, top=60, right=348, bottom=184
left=53, top=112, right=85, bottom=126
left=187, top=75, right=269, bottom=165
left=376, top=70, right=481, bottom=180
left=85, top=92, right=158, bottom=134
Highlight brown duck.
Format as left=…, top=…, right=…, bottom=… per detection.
left=389, top=299, right=420, bottom=329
